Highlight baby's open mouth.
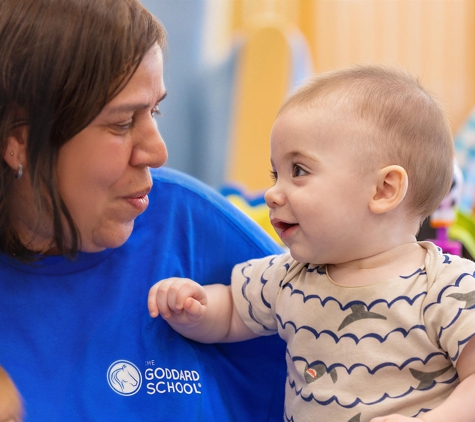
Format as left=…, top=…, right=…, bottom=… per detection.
left=273, top=221, right=298, bottom=231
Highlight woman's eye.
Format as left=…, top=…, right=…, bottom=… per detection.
left=113, top=121, right=133, bottom=133
left=151, top=105, right=161, bottom=117
left=292, top=164, right=307, bottom=177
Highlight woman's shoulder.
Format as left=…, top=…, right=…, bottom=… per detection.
left=147, top=167, right=283, bottom=256
left=150, top=167, right=251, bottom=218
left=151, top=167, right=226, bottom=203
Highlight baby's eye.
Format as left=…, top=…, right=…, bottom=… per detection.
left=292, top=164, right=308, bottom=178
left=269, top=170, right=277, bottom=183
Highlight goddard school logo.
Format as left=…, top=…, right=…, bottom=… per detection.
left=107, top=360, right=142, bottom=396
left=144, top=366, right=202, bottom=395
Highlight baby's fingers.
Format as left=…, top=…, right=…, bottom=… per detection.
left=183, top=297, right=206, bottom=322
left=175, top=282, right=207, bottom=312
left=148, top=282, right=162, bottom=317
left=148, top=278, right=182, bottom=318
left=148, top=278, right=206, bottom=321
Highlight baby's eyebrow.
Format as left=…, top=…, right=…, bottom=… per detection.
left=286, top=150, right=318, bottom=162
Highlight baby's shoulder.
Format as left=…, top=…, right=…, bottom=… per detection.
left=233, top=252, right=309, bottom=284
left=422, top=241, right=475, bottom=292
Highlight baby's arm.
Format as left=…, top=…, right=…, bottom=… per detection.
left=148, top=278, right=258, bottom=344
left=370, top=336, right=475, bottom=422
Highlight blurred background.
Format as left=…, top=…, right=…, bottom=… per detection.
left=140, top=0, right=475, bottom=252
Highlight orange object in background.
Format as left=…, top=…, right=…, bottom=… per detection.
left=227, top=23, right=291, bottom=192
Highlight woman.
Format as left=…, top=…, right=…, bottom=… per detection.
left=0, top=0, right=286, bottom=420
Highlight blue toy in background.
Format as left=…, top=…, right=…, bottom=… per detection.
left=454, top=107, right=475, bottom=214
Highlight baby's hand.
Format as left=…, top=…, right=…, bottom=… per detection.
left=148, top=277, right=207, bottom=326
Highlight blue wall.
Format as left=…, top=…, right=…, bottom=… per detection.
left=140, top=1, right=233, bottom=189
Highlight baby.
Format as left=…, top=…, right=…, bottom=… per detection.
left=0, top=366, right=23, bottom=422
left=149, top=64, right=475, bottom=421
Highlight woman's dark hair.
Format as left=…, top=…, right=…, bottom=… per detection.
left=0, top=0, right=166, bottom=261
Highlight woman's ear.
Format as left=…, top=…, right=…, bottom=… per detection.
left=369, top=165, right=408, bottom=214
left=3, top=123, right=27, bottom=172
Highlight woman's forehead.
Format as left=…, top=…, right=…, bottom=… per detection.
left=101, top=45, right=166, bottom=117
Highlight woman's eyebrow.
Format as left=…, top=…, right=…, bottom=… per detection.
left=104, top=92, right=168, bottom=116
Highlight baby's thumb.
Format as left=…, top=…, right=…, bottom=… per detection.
left=183, top=297, right=205, bottom=322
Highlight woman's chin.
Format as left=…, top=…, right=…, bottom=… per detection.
left=81, top=223, right=135, bottom=252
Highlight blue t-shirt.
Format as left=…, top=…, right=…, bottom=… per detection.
left=0, top=167, right=286, bottom=421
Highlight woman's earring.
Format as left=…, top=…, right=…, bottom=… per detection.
left=16, top=162, right=23, bottom=179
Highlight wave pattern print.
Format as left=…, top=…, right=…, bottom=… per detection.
left=276, top=264, right=429, bottom=344
left=448, top=334, right=475, bottom=362
left=286, top=373, right=458, bottom=408
left=282, top=278, right=428, bottom=309
left=437, top=307, right=475, bottom=362
left=289, top=351, right=450, bottom=377
left=276, top=313, right=427, bottom=344
left=260, top=257, right=281, bottom=309
left=280, top=248, right=464, bottom=419
left=422, top=270, right=475, bottom=361
left=234, top=244, right=475, bottom=420
left=423, top=271, right=475, bottom=314
left=413, top=408, right=431, bottom=418
left=400, top=268, right=426, bottom=279
left=240, top=261, right=273, bottom=332
left=240, top=257, right=281, bottom=332
left=442, top=254, right=452, bottom=264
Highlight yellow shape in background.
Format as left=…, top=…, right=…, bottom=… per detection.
left=227, top=23, right=291, bottom=193
left=226, top=194, right=283, bottom=245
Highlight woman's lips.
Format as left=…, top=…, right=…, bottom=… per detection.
left=125, top=188, right=151, bottom=212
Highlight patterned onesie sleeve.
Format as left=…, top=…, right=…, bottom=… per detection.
left=231, top=253, right=305, bottom=336
left=422, top=243, right=475, bottom=366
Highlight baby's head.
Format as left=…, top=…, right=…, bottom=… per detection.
left=0, top=366, right=23, bottom=422
left=277, top=64, right=454, bottom=223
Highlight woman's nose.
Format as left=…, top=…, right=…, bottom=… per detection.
left=130, top=116, right=168, bottom=168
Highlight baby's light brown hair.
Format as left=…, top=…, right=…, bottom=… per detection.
left=278, top=64, right=454, bottom=222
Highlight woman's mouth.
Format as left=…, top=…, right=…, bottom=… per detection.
left=125, top=188, right=151, bottom=212
left=126, top=194, right=149, bottom=212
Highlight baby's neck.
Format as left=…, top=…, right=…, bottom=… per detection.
left=327, top=242, right=426, bottom=287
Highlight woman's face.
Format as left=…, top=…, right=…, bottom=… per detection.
left=55, top=44, right=167, bottom=252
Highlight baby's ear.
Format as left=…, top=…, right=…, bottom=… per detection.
left=369, top=165, right=408, bottom=214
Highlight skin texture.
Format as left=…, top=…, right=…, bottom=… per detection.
left=148, top=103, right=475, bottom=421
left=0, top=367, right=23, bottom=422
left=6, top=44, right=168, bottom=253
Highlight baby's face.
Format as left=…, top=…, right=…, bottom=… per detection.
left=264, top=106, right=377, bottom=265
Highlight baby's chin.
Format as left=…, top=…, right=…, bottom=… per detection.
left=288, top=248, right=315, bottom=265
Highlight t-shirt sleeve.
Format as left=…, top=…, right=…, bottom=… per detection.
left=231, top=253, right=296, bottom=336
left=424, top=255, right=475, bottom=365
